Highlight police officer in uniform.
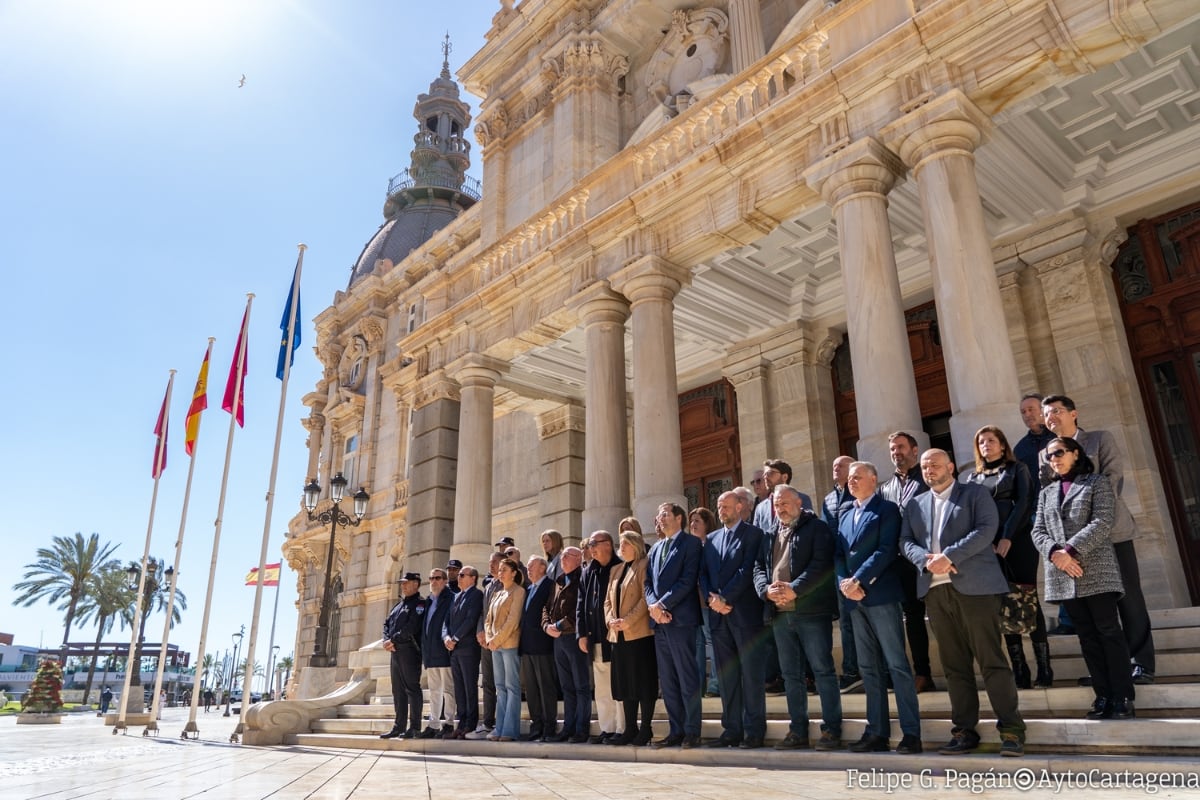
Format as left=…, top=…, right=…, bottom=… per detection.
left=381, top=572, right=425, bottom=739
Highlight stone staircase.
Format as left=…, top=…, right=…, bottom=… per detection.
left=257, top=607, right=1200, bottom=767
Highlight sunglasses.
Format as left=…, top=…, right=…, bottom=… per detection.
left=429, top=576, right=446, bottom=580
left=1046, top=449, right=1070, bottom=459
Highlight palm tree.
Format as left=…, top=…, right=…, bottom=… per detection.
left=275, top=654, right=294, bottom=698
left=74, top=565, right=132, bottom=705
left=200, top=653, right=216, bottom=691
left=12, top=532, right=121, bottom=663
left=116, top=557, right=188, bottom=692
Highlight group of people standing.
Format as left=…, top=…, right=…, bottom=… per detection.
left=378, top=392, right=1155, bottom=756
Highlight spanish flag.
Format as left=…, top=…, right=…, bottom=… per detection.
left=184, top=345, right=210, bottom=457
left=245, top=563, right=281, bottom=586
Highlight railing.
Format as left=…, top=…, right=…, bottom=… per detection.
left=386, top=169, right=482, bottom=202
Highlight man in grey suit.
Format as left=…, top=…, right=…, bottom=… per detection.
left=1041, top=394, right=1156, bottom=684
left=900, top=449, right=1025, bottom=757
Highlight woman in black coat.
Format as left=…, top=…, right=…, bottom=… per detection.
left=960, top=425, right=1049, bottom=688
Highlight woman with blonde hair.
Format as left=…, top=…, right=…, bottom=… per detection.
left=604, top=529, right=657, bottom=746
left=483, top=558, right=526, bottom=741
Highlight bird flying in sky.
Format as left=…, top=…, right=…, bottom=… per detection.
left=238, top=74, right=246, bottom=88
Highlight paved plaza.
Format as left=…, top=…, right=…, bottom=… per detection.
left=5, top=707, right=1200, bottom=799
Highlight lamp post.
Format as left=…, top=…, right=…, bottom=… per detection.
left=124, top=560, right=173, bottom=711
left=223, top=626, right=244, bottom=717
left=303, top=472, right=368, bottom=667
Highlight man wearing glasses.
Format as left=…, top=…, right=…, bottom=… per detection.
left=1040, top=394, right=1156, bottom=685
left=442, top=566, right=484, bottom=739
left=419, top=568, right=457, bottom=738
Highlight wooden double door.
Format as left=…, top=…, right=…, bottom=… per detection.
left=1114, top=200, right=1200, bottom=603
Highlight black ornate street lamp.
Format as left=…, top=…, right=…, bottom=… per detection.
left=124, top=561, right=173, bottom=707
left=223, top=625, right=244, bottom=717
left=303, top=472, right=368, bottom=667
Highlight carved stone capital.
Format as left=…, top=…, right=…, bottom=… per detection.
left=610, top=255, right=692, bottom=305
left=803, top=137, right=905, bottom=209
left=412, top=371, right=461, bottom=409
left=568, top=280, right=631, bottom=327
left=881, top=89, right=993, bottom=174
left=446, top=353, right=505, bottom=388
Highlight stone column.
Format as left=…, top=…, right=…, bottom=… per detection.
left=537, top=404, right=586, bottom=540
left=883, top=91, right=1022, bottom=464
left=804, top=137, right=926, bottom=469
left=611, top=256, right=690, bottom=523
left=448, top=355, right=503, bottom=569
left=404, top=372, right=460, bottom=580
left=723, top=351, right=775, bottom=477
left=728, top=0, right=765, bottom=73
left=570, top=282, right=632, bottom=535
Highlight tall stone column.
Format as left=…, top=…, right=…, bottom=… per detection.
left=448, top=355, right=503, bottom=569
left=723, top=351, right=775, bottom=477
left=883, top=91, right=1022, bottom=463
left=728, top=0, right=765, bottom=73
left=570, top=282, right=632, bottom=535
left=804, top=138, right=926, bottom=469
left=611, top=256, right=690, bottom=523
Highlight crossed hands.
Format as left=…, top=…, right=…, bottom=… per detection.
left=925, top=553, right=957, bottom=576
left=1050, top=549, right=1084, bottom=579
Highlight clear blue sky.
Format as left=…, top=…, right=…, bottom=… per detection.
left=0, top=0, right=495, bottom=679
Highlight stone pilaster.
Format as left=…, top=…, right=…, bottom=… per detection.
left=536, top=404, right=586, bottom=542
left=803, top=137, right=926, bottom=469
left=404, top=372, right=461, bottom=580
left=728, top=0, right=765, bottom=73
left=995, top=265, right=1039, bottom=396
left=1024, top=217, right=1188, bottom=608
left=569, top=281, right=632, bottom=536
left=611, top=255, right=691, bottom=523
left=447, top=355, right=504, bottom=569
left=883, top=91, right=1022, bottom=464
left=723, top=351, right=774, bottom=479
left=1017, top=262, right=1064, bottom=394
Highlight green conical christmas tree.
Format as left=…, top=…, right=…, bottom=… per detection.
left=22, top=658, right=63, bottom=713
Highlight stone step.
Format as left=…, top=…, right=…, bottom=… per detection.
left=299, top=713, right=1200, bottom=756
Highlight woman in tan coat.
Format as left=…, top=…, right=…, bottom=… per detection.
left=604, top=529, right=657, bottom=746
left=484, top=558, right=526, bottom=740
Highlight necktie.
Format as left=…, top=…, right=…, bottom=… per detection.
left=657, top=538, right=671, bottom=574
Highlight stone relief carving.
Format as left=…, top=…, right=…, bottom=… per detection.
left=633, top=8, right=730, bottom=143
left=544, top=35, right=630, bottom=93
left=338, top=335, right=369, bottom=392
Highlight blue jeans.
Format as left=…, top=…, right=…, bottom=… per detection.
left=492, top=647, right=522, bottom=739
left=852, top=602, right=920, bottom=739
left=554, top=636, right=591, bottom=736
left=771, top=612, right=842, bottom=737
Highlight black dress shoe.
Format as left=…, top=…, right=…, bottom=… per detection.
left=848, top=734, right=889, bottom=753
left=738, top=736, right=765, bottom=749
left=1086, top=697, right=1112, bottom=720
left=1111, top=698, right=1135, bottom=719
left=569, top=733, right=590, bottom=744
left=379, top=727, right=403, bottom=739
left=706, top=734, right=741, bottom=748
left=521, top=731, right=543, bottom=741
left=551, top=731, right=572, bottom=742
left=895, top=734, right=922, bottom=754
left=606, top=730, right=636, bottom=746
left=416, top=727, right=439, bottom=739
left=938, top=731, right=980, bottom=755
left=774, top=731, right=810, bottom=750
left=631, top=728, right=654, bottom=746
left=652, top=733, right=684, bottom=748
left=680, top=735, right=702, bottom=749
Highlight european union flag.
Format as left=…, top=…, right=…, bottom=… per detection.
left=276, top=255, right=302, bottom=380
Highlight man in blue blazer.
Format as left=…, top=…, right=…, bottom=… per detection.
left=701, top=491, right=767, bottom=748
left=835, top=462, right=921, bottom=754
left=519, top=556, right=558, bottom=741
left=441, top=565, right=484, bottom=739
left=900, top=449, right=1026, bottom=757
left=419, top=567, right=457, bottom=738
left=646, top=502, right=704, bottom=748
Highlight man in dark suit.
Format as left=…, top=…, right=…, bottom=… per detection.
left=754, top=485, right=843, bottom=751
left=879, top=431, right=935, bottom=693
left=901, top=449, right=1025, bottom=757
left=646, top=502, right=704, bottom=748
left=441, top=564, right=483, bottom=739
left=543, top=546, right=590, bottom=742
left=1041, top=394, right=1156, bottom=684
left=822, top=454, right=861, bottom=693
left=836, top=462, right=921, bottom=754
left=520, top=556, right=558, bottom=741
left=419, top=567, right=456, bottom=738
left=701, top=491, right=767, bottom=748
left=381, top=572, right=425, bottom=739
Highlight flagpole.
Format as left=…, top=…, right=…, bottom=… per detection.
left=114, top=370, right=176, bottom=735
left=144, top=338, right=214, bottom=736
left=235, top=246, right=304, bottom=741
left=265, top=574, right=281, bottom=696
left=183, top=295, right=253, bottom=740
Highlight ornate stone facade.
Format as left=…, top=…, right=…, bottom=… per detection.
left=287, top=0, right=1200, bottom=690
